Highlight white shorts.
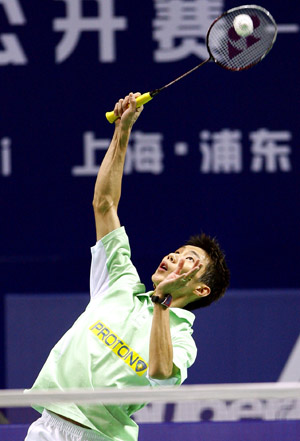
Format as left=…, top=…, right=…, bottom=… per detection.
left=24, top=410, right=110, bottom=441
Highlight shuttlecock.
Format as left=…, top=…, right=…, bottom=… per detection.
left=233, top=14, right=254, bottom=37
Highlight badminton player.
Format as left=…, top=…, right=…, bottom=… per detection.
left=24, top=93, right=230, bottom=441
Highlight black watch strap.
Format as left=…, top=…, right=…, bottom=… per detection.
left=151, top=294, right=172, bottom=308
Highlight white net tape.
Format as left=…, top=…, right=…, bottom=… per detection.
left=1, top=383, right=299, bottom=408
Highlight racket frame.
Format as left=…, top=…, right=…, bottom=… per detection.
left=106, top=4, right=278, bottom=123
left=206, top=4, right=278, bottom=71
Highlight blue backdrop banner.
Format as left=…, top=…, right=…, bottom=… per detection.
left=0, top=0, right=299, bottom=413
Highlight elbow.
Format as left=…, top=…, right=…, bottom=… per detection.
left=92, top=195, right=114, bottom=214
left=148, top=366, right=173, bottom=380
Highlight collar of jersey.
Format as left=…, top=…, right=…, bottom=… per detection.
left=136, top=291, right=195, bottom=326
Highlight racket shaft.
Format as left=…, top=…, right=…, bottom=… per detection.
left=105, top=92, right=153, bottom=123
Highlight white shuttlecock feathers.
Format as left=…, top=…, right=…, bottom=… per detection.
left=233, top=14, right=254, bottom=37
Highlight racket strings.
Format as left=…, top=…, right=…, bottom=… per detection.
left=208, top=7, right=277, bottom=70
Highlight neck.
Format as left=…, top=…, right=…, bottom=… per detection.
left=171, top=296, right=191, bottom=309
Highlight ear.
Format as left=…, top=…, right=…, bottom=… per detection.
left=193, top=285, right=211, bottom=298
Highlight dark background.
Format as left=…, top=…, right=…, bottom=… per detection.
left=1, top=0, right=299, bottom=406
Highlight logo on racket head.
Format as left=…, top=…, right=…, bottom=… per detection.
left=227, top=15, right=261, bottom=59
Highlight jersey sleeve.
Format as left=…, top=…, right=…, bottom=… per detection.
left=147, top=324, right=197, bottom=387
left=171, top=326, right=197, bottom=384
left=89, top=227, right=145, bottom=300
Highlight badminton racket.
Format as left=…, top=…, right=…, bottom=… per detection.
left=106, top=4, right=277, bottom=123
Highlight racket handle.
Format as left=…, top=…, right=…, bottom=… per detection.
left=105, top=92, right=154, bottom=123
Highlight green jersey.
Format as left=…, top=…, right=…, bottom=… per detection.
left=28, top=227, right=197, bottom=441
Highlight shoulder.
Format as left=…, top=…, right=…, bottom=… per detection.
left=91, top=226, right=130, bottom=260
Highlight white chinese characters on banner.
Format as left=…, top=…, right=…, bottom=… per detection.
left=72, top=131, right=164, bottom=176
left=0, top=137, right=12, bottom=176
left=199, top=129, right=243, bottom=173
left=250, top=129, right=292, bottom=173
left=0, top=0, right=27, bottom=65
left=124, top=132, right=164, bottom=175
left=53, top=0, right=127, bottom=63
left=199, top=129, right=292, bottom=173
left=152, top=0, right=223, bottom=62
left=71, top=129, right=292, bottom=177
left=72, top=132, right=110, bottom=176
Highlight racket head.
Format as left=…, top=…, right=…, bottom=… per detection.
left=206, top=5, right=277, bottom=71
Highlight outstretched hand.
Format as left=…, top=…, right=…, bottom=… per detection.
left=114, top=92, right=143, bottom=130
left=155, top=258, right=201, bottom=299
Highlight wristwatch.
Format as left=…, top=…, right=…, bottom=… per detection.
left=151, top=294, right=172, bottom=308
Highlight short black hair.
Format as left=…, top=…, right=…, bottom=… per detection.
left=184, top=233, right=230, bottom=311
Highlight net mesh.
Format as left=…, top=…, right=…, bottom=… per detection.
left=208, top=6, right=277, bottom=70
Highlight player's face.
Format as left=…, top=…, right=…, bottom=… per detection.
left=151, top=245, right=210, bottom=288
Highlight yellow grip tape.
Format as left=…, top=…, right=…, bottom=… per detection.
left=105, top=92, right=153, bottom=123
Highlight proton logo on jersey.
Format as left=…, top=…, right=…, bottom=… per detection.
left=90, top=320, right=148, bottom=376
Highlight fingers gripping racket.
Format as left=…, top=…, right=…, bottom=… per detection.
left=106, top=4, right=277, bottom=123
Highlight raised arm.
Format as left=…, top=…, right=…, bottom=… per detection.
left=149, top=259, right=200, bottom=379
left=93, top=93, right=143, bottom=241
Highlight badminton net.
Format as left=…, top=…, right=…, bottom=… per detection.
left=0, top=382, right=300, bottom=423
